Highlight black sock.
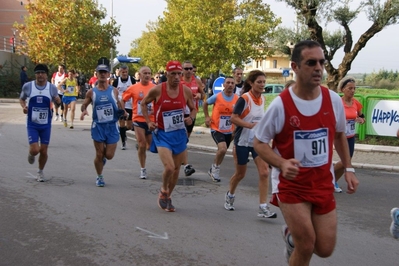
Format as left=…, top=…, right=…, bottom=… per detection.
left=120, top=127, right=127, bottom=142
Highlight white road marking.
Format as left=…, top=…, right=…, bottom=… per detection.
left=136, top=227, right=169, bottom=240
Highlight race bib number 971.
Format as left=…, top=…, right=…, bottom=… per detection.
left=293, top=128, right=329, bottom=167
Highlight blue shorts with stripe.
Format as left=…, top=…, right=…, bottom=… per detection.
left=150, top=128, right=187, bottom=155
left=91, top=121, right=119, bottom=144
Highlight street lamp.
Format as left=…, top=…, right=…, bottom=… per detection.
left=109, top=0, right=114, bottom=73
left=11, top=28, right=18, bottom=53
left=287, top=41, right=295, bottom=80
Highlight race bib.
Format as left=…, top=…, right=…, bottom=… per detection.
left=137, top=101, right=153, bottom=116
left=346, top=120, right=356, bottom=136
left=31, top=107, right=49, bottom=125
left=96, top=103, right=114, bottom=123
left=219, top=115, right=232, bottom=131
left=293, top=128, right=329, bottom=167
left=162, top=109, right=184, bottom=132
left=248, top=116, right=262, bottom=143
left=67, top=85, right=74, bottom=93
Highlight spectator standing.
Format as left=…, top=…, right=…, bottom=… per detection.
left=20, top=66, right=29, bottom=88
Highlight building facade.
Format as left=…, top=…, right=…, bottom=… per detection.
left=0, top=0, right=29, bottom=52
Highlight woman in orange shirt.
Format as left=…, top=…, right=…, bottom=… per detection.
left=334, top=77, right=365, bottom=192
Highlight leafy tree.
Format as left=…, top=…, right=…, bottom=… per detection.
left=275, top=0, right=399, bottom=91
left=14, top=0, right=120, bottom=73
left=129, top=0, right=281, bottom=75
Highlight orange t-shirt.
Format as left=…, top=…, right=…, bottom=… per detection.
left=123, top=82, right=155, bottom=123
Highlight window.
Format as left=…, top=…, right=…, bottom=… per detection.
left=273, top=60, right=277, bottom=68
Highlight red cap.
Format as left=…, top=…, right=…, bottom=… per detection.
left=166, top=60, right=182, bottom=71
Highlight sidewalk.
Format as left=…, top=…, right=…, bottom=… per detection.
left=185, top=127, right=399, bottom=172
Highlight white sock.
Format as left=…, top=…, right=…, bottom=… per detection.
left=260, top=203, right=267, bottom=209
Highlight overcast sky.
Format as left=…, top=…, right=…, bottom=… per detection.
left=98, top=0, right=399, bottom=74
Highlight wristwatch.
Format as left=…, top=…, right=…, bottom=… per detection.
left=345, top=168, right=355, bottom=173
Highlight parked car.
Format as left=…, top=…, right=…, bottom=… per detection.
left=263, top=84, right=284, bottom=94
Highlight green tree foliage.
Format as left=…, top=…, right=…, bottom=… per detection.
left=14, top=0, right=120, bottom=73
left=275, top=0, right=399, bottom=91
left=129, top=0, right=281, bottom=75
left=365, top=69, right=399, bottom=89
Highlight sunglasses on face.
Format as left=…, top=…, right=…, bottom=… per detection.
left=304, top=59, right=327, bottom=67
left=183, top=67, right=193, bottom=71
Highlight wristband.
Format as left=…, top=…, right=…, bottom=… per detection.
left=345, top=168, right=355, bottom=173
left=190, top=116, right=194, bottom=122
left=359, top=113, right=365, bottom=118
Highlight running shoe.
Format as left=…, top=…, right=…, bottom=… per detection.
left=184, top=164, right=195, bottom=176
left=54, top=114, right=59, bottom=121
left=63, top=120, right=67, bottom=127
left=158, top=190, right=168, bottom=210
left=258, top=205, right=277, bottom=218
left=224, top=191, right=235, bottom=211
left=282, top=225, right=295, bottom=263
left=70, top=125, right=74, bottom=129
left=208, top=164, right=221, bottom=182
left=96, top=176, right=105, bottom=187
left=28, top=153, right=35, bottom=164
left=140, top=168, right=147, bottom=179
left=60, top=116, right=64, bottom=122
left=135, top=143, right=139, bottom=150
left=36, top=171, right=45, bottom=182
left=121, top=142, right=126, bottom=150
left=334, top=182, right=342, bottom=193
left=390, top=207, right=399, bottom=239
left=102, top=157, right=106, bottom=166
left=165, top=198, right=175, bottom=212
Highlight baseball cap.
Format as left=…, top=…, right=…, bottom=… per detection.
left=166, top=60, right=182, bottom=71
left=34, top=64, right=49, bottom=74
left=96, top=57, right=110, bottom=72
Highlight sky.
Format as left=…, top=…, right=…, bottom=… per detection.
left=97, top=0, right=399, bottom=74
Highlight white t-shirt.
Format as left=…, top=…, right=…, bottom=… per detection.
left=255, top=86, right=346, bottom=144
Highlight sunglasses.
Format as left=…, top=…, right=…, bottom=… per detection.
left=183, top=67, right=193, bottom=71
left=304, top=59, right=327, bottom=67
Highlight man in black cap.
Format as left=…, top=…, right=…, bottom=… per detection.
left=19, top=63, right=61, bottom=182
left=80, top=57, right=126, bottom=187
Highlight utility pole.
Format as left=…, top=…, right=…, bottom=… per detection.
left=109, top=0, right=114, bottom=73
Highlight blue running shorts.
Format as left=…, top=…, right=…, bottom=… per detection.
left=150, top=128, right=187, bottom=155
left=91, top=121, right=120, bottom=144
left=235, top=145, right=258, bottom=165
left=27, top=126, right=51, bottom=145
left=62, top=96, right=76, bottom=105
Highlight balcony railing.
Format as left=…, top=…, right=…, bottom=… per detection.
left=0, top=35, right=23, bottom=53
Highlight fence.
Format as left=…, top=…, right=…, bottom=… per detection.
left=353, top=94, right=399, bottom=140
left=0, top=35, right=23, bottom=53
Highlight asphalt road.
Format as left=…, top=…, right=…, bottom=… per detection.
left=0, top=102, right=398, bottom=266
